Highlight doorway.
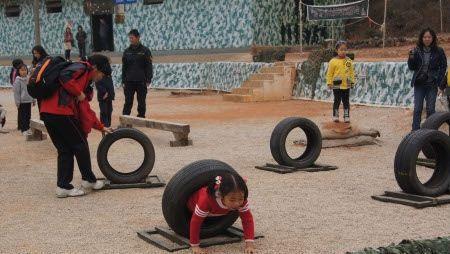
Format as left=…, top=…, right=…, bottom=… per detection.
left=91, top=14, right=114, bottom=52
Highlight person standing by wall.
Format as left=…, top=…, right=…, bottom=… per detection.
left=76, top=25, right=87, bottom=60
left=64, top=27, right=74, bottom=61
left=10, top=59, right=24, bottom=130
left=122, top=29, right=153, bottom=118
left=408, top=28, right=447, bottom=131
left=13, top=64, right=35, bottom=135
left=31, top=45, right=49, bottom=68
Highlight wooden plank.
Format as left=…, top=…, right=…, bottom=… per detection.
left=119, top=115, right=190, bottom=134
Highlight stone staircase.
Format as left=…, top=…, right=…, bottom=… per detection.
left=223, top=62, right=298, bottom=103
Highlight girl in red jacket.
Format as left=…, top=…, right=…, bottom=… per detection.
left=40, top=54, right=112, bottom=198
left=187, top=173, right=255, bottom=254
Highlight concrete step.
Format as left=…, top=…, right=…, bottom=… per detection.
left=231, top=87, right=254, bottom=95
left=242, top=80, right=266, bottom=88
left=259, top=66, right=285, bottom=74
left=249, top=73, right=275, bottom=81
left=223, top=94, right=254, bottom=103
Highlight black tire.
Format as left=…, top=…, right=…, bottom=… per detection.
left=162, top=160, right=240, bottom=239
left=394, top=129, right=450, bottom=196
left=270, top=117, right=322, bottom=167
left=421, top=112, right=450, bottom=158
left=97, top=128, right=155, bottom=184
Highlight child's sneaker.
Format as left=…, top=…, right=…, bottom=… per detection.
left=332, top=110, right=339, bottom=122
left=344, top=109, right=350, bottom=123
left=81, top=180, right=105, bottom=190
left=56, top=187, right=85, bottom=198
left=22, top=131, right=29, bottom=136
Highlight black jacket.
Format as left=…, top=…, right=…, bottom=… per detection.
left=95, top=76, right=115, bottom=101
left=76, top=31, right=87, bottom=44
left=407, top=46, right=447, bottom=87
left=122, top=43, right=153, bottom=84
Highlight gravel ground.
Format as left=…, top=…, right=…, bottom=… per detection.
left=0, top=89, right=449, bottom=254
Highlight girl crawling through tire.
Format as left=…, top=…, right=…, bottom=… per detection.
left=187, top=173, right=255, bottom=254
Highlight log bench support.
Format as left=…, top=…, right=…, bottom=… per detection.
left=26, top=119, right=47, bottom=141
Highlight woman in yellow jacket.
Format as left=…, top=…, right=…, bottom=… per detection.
left=326, top=41, right=355, bottom=123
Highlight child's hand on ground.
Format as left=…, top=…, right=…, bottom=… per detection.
left=192, top=246, right=208, bottom=254
left=244, top=241, right=255, bottom=254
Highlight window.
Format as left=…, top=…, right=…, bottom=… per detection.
left=5, top=5, right=21, bottom=17
left=46, top=0, right=62, bottom=14
left=143, top=0, right=164, bottom=5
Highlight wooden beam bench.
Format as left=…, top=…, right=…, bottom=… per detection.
left=119, top=115, right=192, bottom=147
left=27, top=119, right=47, bottom=141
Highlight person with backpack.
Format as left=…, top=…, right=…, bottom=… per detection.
left=13, top=64, right=35, bottom=135
left=122, top=29, right=153, bottom=118
left=95, top=72, right=115, bottom=127
left=34, top=54, right=112, bottom=198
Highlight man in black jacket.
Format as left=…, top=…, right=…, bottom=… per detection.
left=76, top=26, right=87, bottom=60
left=121, top=29, right=153, bottom=118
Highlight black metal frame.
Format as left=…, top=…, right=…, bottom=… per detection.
left=98, top=175, right=165, bottom=190
left=372, top=191, right=450, bottom=209
left=137, top=226, right=263, bottom=252
left=255, top=163, right=338, bottom=174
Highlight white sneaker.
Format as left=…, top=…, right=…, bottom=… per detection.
left=344, top=117, right=350, bottom=123
left=81, top=180, right=105, bottom=190
left=22, top=131, right=29, bottom=136
left=332, top=116, right=339, bottom=122
left=56, top=187, right=86, bottom=198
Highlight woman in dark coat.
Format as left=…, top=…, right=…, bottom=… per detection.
left=31, top=45, right=49, bottom=68
left=408, top=28, right=447, bottom=131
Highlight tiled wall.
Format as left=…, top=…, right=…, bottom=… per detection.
left=1, top=62, right=270, bottom=92
left=2, top=61, right=424, bottom=108
left=252, top=0, right=344, bottom=46
left=295, top=62, right=416, bottom=107
left=0, top=0, right=35, bottom=57
left=113, top=0, right=255, bottom=52
left=0, top=0, right=345, bottom=57
left=40, top=0, right=91, bottom=56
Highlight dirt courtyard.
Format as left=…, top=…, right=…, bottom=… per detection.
left=0, top=89, right=449, bottom=254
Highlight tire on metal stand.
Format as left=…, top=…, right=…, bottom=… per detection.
left=162, top=160, right=240, bottom=238
left=97, top=128, right=155, bottom=184
left=270, top=117, right=322, bottom=168
left=394, top=129, right=450, bottom=196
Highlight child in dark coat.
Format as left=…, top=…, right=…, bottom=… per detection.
left=95, top=75, right=115, bottom=127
